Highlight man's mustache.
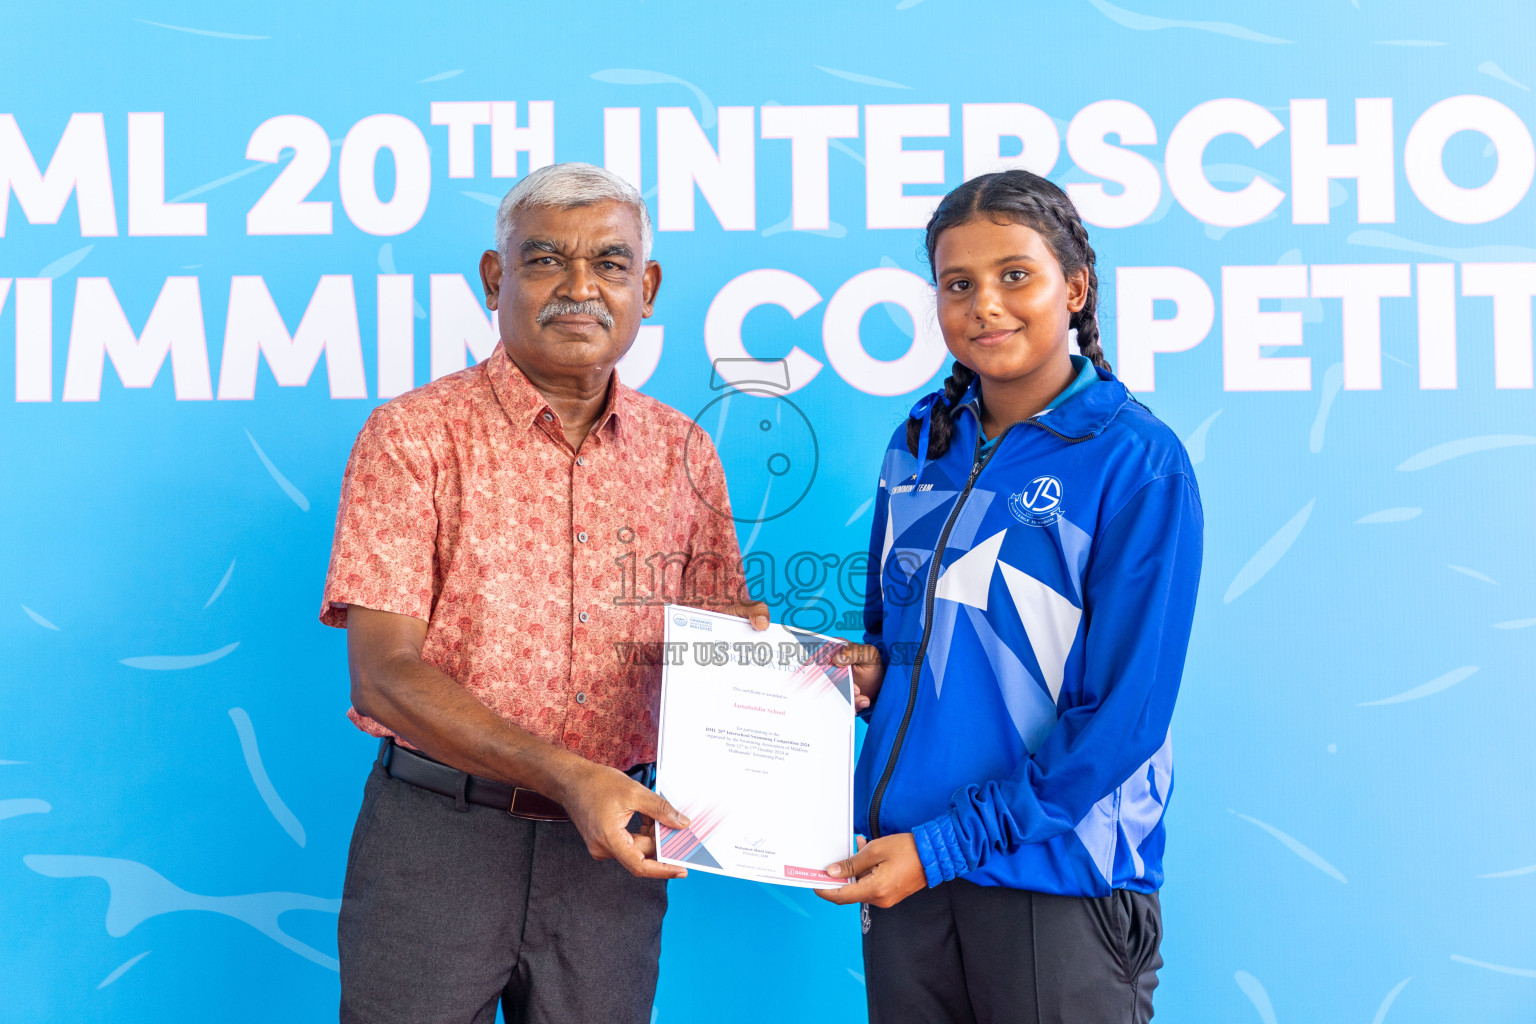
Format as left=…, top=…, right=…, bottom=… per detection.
left=537, top=299, right=614, bottom=329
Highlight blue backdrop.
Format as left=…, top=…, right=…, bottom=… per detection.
left=4, top=2, right=1535, bottom=1021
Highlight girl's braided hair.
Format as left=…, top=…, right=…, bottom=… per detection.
left=907, top=169, right=1108, bottom=459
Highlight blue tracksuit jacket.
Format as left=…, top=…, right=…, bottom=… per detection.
left=856, top=367, right=1203, bottom=896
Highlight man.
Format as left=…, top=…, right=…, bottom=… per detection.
left=320, top=162, right=766, bottom=1024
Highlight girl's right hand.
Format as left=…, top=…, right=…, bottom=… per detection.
left=835, top=643, right=887, bottom=711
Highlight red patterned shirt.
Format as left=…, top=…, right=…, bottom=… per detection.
left=321, top=343, right=746, bottom=770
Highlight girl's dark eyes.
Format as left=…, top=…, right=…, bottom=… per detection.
left=945, top=270, right=1026, bottom=293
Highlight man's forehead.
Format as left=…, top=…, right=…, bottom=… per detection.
left=510, top=200, right=643, bottom=251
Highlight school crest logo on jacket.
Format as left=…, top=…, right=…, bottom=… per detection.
left=1008, top=475, right=1065, bottom=527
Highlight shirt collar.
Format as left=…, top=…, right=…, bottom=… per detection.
left=1040, top=354, right=1100, bottom=414
left=959, top=354, right=1099, bottom=423
left=486, top=342, right=627, bottom=442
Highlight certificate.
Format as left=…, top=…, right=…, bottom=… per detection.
left=655, top=604, right=855, bottom=889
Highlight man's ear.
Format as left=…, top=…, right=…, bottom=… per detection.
left=640, top=260, right=662, bottom=319
left=479, top=250, right=503, bottom=311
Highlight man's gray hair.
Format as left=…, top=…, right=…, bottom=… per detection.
left=495, top=162, right=653, bottom=262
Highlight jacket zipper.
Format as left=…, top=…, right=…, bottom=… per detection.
left=867, top=423, right=1014, bottom=839
left=866, top=413, right=1097, bottom=840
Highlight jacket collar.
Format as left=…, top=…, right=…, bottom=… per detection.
left=1026, top=365, right=1132, bottom=441
left=913, top=365, right=1132, bottom=449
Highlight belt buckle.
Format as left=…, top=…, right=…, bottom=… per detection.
left=508, top=787, right=567, bottom=822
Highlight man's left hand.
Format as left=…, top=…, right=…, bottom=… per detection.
left=715, top=600, right=770, bottom=631
left=814, top=834, right=928, bottom=909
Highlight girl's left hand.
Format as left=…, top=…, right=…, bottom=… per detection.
left=813, top=834, right=927, bottom=909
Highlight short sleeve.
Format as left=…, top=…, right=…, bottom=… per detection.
left=319, top=405, right=439, bottom=628
left=683, top=429, right=748, bottom=606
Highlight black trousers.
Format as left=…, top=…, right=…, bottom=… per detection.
left=337, top=762, right=668, bottom=1024
left=862, top=880, right=1162, bottom=1024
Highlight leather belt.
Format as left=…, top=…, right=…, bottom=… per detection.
left=379, top=738, right=655, bottom=822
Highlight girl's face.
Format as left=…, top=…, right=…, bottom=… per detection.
left=932, top=216, right=1087, bottom=389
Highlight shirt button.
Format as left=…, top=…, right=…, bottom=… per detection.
left=578, top=611, right=589, bottom=623
left=576, top=456, right=585, bottom=466
left=577, top=531, right=588, bottom=543
left=542, top=411, right=554, bottom=422
left=575, top=692, right=587, bottom=704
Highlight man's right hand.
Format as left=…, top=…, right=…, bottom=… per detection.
left=556, top=761, right=692, bottom=880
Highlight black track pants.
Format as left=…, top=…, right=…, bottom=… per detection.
left=861, top=880, right=1162, bottom=1024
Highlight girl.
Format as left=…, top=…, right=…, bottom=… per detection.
left=818, top=170, right=1203, bottom=1024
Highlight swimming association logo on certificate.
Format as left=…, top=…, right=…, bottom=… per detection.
left=1008, top=475, right=1064, bottom=527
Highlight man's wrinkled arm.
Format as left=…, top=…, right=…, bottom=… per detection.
left=346, top=605, right=692, bottom=880
left=347, top=605, right=586, bottom=795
